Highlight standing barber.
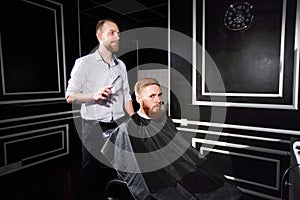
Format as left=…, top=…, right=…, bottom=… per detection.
left=66, top=19, right=134, bottom=200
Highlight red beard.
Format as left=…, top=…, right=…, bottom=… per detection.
left=142, top=102, right=162, bottom=119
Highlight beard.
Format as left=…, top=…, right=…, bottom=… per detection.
left=142, top=102, right=162, bottom=119
left=104, top=40, right=119, bottom=53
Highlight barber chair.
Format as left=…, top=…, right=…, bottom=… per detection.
left=103, top=178, right=135, bottom=200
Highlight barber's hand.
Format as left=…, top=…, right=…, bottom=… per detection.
left=93, top=85, right=113, bottom=101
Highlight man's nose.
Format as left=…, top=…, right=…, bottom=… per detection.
left=155, top=96, right=162, bottom=103
left=114, top=33, right=120, bottom=40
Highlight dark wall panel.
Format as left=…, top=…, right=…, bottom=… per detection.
left=170, top=0, right=300, bottom=199
left=0, top=0, right=81, bottom=178
left=0, top=0, right=67, bottom=102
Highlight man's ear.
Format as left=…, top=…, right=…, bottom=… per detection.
left=96, top=32, right=102, bottom=42
left=136, top=95, right=141, bottom=104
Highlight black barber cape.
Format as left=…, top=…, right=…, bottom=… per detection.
left=101, top=113, right=242, bottom=200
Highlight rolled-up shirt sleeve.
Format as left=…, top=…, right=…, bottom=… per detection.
left=65, top=58, right=86, bottom=99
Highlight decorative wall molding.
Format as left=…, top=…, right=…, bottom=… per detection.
left=173, top=118, right=296, bottom=199
left=0, top=110, right=80, bottom=131
left=192, top=0, right=299, bottom=109
left=0, top=124, right=69, bottom=176
left=173, top=118, right=300, bottom=137
left=192, top=143, right=281, bottom=191
left=0, top=0, right=66, bottom=104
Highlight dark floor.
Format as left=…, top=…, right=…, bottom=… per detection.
left=0, top=156, right=128, bottom=200
left=0, top=156, right=268, bottom=200
left=1, top=157, right=82, bottom=200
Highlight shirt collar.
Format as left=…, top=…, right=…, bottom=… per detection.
left=95, top=50, right=119, bottom=66
left=137, top=109, right=151, bottom=119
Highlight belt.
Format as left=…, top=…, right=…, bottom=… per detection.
left=82, top=119, right=118, bottom=129
left=98, top=121, right=117, bottom=129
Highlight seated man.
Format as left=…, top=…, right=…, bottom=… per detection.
left=102, top=78, right=242, bottom=200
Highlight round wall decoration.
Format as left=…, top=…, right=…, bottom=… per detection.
left=224, top=1, right=254, bottom=31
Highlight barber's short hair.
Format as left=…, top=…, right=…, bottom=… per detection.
left=134, top=78, right=160, bottom=96
left=96, top=18, right=116, bottom=34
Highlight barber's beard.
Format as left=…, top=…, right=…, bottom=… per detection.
left=105, top=41, right=119, bottom=53
left=142, top=102, right=162, bottom=119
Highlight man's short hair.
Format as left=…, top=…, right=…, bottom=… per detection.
left=96, top=18, right=116, bottom=34
left=134, top=78, right=160, bottom=96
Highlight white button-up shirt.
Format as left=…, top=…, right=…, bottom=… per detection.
left=66, top=50, right=132, bottom=122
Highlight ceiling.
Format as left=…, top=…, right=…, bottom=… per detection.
left=79, top=0, right=168, bottom=31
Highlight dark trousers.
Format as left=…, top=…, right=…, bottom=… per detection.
left=78, top=119, right=118, bottom=200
